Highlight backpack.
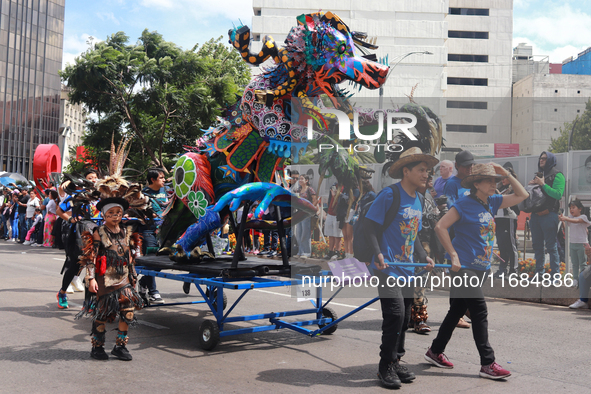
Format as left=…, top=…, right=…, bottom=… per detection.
left=518, top=184, right=547, bottom=213
left=353, top=184, right=424, bottom=263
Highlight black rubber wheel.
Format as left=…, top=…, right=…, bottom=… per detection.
left=318, top=307, right=338, bottom=335
left=198, top=320, right=220, bottom=350
left=205, top=288, right=228, bottom=310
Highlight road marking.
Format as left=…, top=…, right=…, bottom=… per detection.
left=137, top=319, right=170, bottom=330
left=254, top=289, right=290, bottom=297
left=53, top=258, right=63, bottom=261
left=254, top=289, right=377, bottom=311
left=327, top=302, right=377, bottom=311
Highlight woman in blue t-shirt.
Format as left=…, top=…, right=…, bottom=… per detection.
left=424, top=163, right=528, bottom=380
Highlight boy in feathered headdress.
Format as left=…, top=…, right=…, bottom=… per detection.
left=76, top=136, right=146, bottom=361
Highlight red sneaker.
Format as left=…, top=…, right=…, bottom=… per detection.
left=479, top=362, right=511, bottom=379
left=424, top=347, right=454, bottom=369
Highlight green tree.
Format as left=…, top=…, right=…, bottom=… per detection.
left=549, top=99, right=591, bottom=153
left=61, top=30, right=250, bottom=177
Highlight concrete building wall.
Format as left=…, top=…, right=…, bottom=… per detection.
left=59, top=87, right=86, bottom=166
left=512, top=74, right=591, bottom=155
left=444, top=0, right=513, bottom=147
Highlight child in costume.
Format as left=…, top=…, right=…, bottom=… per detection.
left=77, top=196, right=144, bottom=360
left=75, top=136, right=154, bottom=360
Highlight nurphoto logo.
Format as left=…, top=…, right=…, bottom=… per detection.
left=305, top=107, right=418, bottom=153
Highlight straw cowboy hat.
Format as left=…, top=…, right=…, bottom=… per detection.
left=388, top=147, right=439, bottom=179
left=461, top=163, right=507, bottom=188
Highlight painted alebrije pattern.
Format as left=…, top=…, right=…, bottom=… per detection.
left=173, top=155, right=196, bottom=199
left=229, top=11, right=389, bottom=163
left=227, top=131, right=265, bottom=171
left=227, top=123, right=252, bottom=141
left=255, top=149, right=281, bottom=183
left=214, top=132, right=234, bottom=151
left=187, top=190, right=208, bottom=219
left=158, top=12, right=399, bottom=260
left=172, top=152, right=214, bottom=209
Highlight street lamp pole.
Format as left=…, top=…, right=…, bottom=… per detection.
left=378, top=51, right=433, bottom=109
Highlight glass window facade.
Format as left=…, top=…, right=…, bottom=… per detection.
left=0, top=0, right=64, bottom=176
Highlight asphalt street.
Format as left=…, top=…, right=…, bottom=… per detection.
left=1, top=241, right=590, bottom=394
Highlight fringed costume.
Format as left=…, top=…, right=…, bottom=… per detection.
left=77, top=225, right=143, bottom=324
left=76, top=223, right=143, bottom=359
left=74, top=135, right=151, bottom=361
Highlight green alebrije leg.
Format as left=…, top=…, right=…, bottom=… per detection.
left=257, top=149, right=278, bottom=182
left=229, top=133, right=263, bottom=169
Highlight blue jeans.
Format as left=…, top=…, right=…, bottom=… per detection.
left=12, top=216, right=19, bottom=238
left=295, top=217, right=311, bottom=255
left=530, top=211, right=560, bottom=275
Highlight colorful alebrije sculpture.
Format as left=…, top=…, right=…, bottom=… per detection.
left=160, top=12, right=441, bottom=262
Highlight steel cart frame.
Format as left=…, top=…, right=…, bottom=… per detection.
left=135, top=265, right=380, bottom=350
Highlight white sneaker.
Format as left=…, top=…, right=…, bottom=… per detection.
left=569, top=299, right=589, bottom=309
left=23, top=240, right=31, bottom=245
left=66, top=284, right=74, bottom=294
left=572, top=279, right=578, bottom=287
left=149, top=293, right=165, bottom=304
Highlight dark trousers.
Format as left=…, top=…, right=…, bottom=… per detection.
left=18, top=213, right=27, bottom=242
left=431, top=270, right=495, bottom=366
left=138, top=227, right=159, bottom=295
left=263, top=230, right=278, bottom=250
left=496, top=218, right=518, bottom=274
left=530, top=211, right=560, bottom=275
left=376, top=271, right=414, bottom=364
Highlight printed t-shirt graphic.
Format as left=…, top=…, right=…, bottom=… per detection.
left=448, top=194, right=503, bottom=271
left=365, top=182, right=422, bottom=279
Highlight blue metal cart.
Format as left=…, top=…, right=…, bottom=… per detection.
left=135, top=260, right=380, bottom=350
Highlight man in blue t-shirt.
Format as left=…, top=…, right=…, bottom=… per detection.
left=365, top=147, right=437, bottom=389
left=433, top=160, right=454, bottom=198
left=443, top=150, right=475, bottom=207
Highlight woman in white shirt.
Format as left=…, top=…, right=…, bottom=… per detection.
left=25, top=190, right=40, bottom=231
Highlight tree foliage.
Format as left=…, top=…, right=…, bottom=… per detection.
left=60, top=30, right=250, bottom=178
left=549, top=99, right=591, bottom=153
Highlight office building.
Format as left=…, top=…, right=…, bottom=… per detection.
left=0, top=0, right=65, bottom=176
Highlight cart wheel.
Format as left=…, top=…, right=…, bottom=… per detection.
left=205, top=288, right=228, bottom=310
left=318, top=307, right=338, bottom=335
left=198, top=320, right=220, bottom=350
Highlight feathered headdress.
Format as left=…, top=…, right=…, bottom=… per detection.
left=94, top=134, right=150, bottom=211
